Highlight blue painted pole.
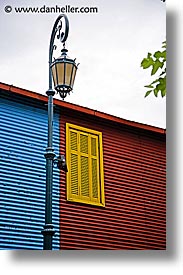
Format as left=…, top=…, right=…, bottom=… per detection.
left=41, top=14, right=69, bottom=250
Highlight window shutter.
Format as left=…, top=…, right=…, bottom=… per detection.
left=92, top=158, right=98, bottom=199
left=70, top=154, right=78, bottom=195
left=69, top=130, right=79, bottom=197
left=80, top=133, right=90, bottom=198
left=66, top=123, right=105, bottom=207
left=80, top=133, right=88, bottom=154
left=90, top=136, right=99, bottom=201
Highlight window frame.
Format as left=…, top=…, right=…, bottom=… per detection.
left=66, top=123, right=105, bottom=207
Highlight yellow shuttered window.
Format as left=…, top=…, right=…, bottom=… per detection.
left=66, top=123, right=105, bottom=207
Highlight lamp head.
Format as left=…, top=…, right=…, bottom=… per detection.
left=51, top=47, right=78, bottom=100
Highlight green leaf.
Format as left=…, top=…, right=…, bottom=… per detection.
left=154, top=88, right=159, bottom=97
left=150, top=78, right=160, bottom=85
left=154, top=51, right=162, bottom=59
left=144, top=84, right=154, bottom=89
left=161, top=88, right=166, bottom=97
left=141, top=57, right=154, bottom=69
left=144, top=90, right=152, bottom=97
left=141, top=52, right=154, bottom=69
left=151, top=60, right=163, bottom=75
left=147, top=52, right=152, bottom=58
left=154, top=50, right=166, bottom=60
left=162, top=41, right=166, bottom=48
left=159, top=69, right=166, bottom=77
left=161, top=50, right=166, bottom=59
left=156, top=83, right=163, bottom=92
left=159, top=77, right=166, bottom=86
left=141, top=40, right=166, bottom=98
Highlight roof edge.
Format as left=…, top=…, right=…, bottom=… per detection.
left=0, top=82, right=166, bottom=135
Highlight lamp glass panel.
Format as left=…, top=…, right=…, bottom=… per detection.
left=71, top=66, right=77, bottom=88
left=51, top=65, right=57, bottom=86
left=56, top=63, right=64, bottom=86
left=65, top=63, right=73, bottom=86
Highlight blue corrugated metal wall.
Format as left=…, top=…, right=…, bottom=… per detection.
left=0, top=96, right=60, bottom=250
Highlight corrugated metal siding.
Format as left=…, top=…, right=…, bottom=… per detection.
left=59, top=109, right=166, bottom=249
left=0, top=96, right=60, bottom=250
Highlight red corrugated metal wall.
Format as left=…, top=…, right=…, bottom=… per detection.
left=59, top=107, right=166, bottom=250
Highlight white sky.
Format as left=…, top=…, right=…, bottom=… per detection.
left=0, top=0, right=166, bottom=128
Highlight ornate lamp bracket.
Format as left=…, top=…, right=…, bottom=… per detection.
left=48, top=14, right=69, bottom=93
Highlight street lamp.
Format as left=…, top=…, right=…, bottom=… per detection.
left=41, top=14, right=78, bottom=250
left=51, top=48, right=78, bottom=100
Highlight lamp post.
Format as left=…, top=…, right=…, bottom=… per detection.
left=41, top=14, right=78, bottom=250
